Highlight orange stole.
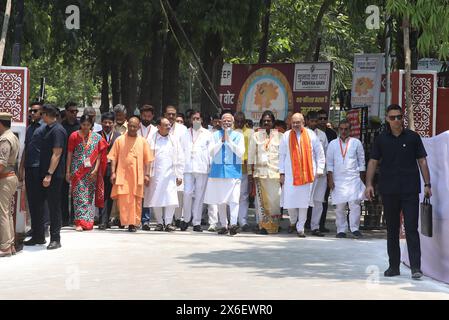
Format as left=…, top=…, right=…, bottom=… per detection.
left=289, top=128, right=314, bottom=186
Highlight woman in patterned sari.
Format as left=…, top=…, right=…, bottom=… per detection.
left=66, top=115, right=108, bottom=231
left=248, top=111, right=283, bottom=234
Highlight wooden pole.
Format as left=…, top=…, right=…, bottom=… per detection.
left=0, top=0, right=12, bottom=66
left=403, top=16, right=414, bottom=130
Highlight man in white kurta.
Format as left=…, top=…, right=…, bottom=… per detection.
left=145, top=117, right=184, bottom=232
left=306, top=111, right=329, bottom=236
left=279, top=113, right=325, bottom=237
left=139, top=105, right=156, bottom=230
left=165, top=105, right=188, bottom=227
left=234, top=112, right=254, bottom=231
left=204, top=113, right=245, bottom=236
left=206, top=115, right=222, bottom=231
left=327, top=119, right=366, bottom=238
left=180, top=111, right=213, bottom=232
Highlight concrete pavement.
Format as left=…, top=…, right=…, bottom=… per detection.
left=1, top=225, right=448, bottom=300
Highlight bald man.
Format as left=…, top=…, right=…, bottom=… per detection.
left=279, top=113, right=325, bottom=237
left=204, top=113, right=245, bottom=236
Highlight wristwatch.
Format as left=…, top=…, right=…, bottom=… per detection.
left=46, top=171, right=53, bottom=176
left=424, top=183, right=431, bottom=188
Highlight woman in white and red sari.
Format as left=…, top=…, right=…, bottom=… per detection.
left=66, top=115, right=108, bottom=231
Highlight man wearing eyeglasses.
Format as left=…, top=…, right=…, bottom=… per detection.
left=61, top=102, right=80, bottom=226
left=19, top=102, right=50, bottom=239
left=365, top=104, right=432, bottom=280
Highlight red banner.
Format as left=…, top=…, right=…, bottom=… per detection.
left=219, top=62, right=332, bottom=124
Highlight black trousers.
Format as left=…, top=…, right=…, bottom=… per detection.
left=382, top=193, right=421, bottom=270
left=319, top=187, right=331, bottom=229
left=32, top=177, right=64, bottom=242
left=99, top=174, right=113, bottom=226
left=61, top=180, right=73, bottom=226
left=25, top=168, right=45, bottom=240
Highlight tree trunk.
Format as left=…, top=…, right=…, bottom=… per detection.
left=139, top=53, right=152, bottom=107
left=119, top=52, right=138, bottom=116
left=111, top=56, right=120, bottom=106
left=162, top=33, right=180, bottom=110
left=149, top=28, right=164, bottom=115
left=304, top=0, right=334, bottom=61
left=403, top=17, right=414, bottom=130
left=100, top=58, right=110, bottom=113
left=11, top=0, right=24, bottom=66
left=0, top=0, right=12, bottom=66
left=200, top=32, right=223, bottom=116
left=258, top=0, right=271, bottom=64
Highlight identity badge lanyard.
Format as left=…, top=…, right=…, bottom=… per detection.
left=83, top=133, right=93, bottom=168
left=190, top=128, right=202, bottom=158
left=339, top=138, right=350, bottom=162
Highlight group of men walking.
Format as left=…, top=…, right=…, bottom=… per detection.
left=0, top=102, right=432, bottom=279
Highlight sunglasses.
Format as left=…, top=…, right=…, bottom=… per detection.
left=318, top=117, right=327, bottom=120
left=388, top=115, right=403, bottom=121
left=29, top=109, right=40, bottom=114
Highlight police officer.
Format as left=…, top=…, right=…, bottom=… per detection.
left=0, top=113, right=20, bottom=257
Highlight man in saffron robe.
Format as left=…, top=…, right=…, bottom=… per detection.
left=279, top=113, right=325, bottom=238
left=108, top=116, right=153, bottom=232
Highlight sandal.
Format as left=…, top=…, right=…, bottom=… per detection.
left=0, top=247, right=12, bottom=258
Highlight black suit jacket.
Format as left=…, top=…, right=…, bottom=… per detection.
left=96, top=130, right=121, bottom=177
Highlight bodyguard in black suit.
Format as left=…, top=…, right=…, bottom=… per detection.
left=365, top=104, right=432, bottom=280
left=24, top=105, right=67, bottom=250
left=96, top=112, right=121, bottom=229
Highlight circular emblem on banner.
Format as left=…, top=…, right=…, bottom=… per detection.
left=236, top=67, right=293, bottom=126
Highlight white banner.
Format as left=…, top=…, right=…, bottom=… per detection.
left=401, top=131, right=449, bottom=284
left=351, top=53, right=383, bottom=117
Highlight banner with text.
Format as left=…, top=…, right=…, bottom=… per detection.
left=219, top=62, right=332, bottom=125
left=351, top=53, right=383, bottom=117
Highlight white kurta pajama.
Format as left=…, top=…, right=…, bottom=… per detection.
left=204, top=130, right=245, bottom=228
left=181, top=127, right=213, bottom=227
left=169, top=122, right=188, bottom=221
left=326, top=136, right=366, bottom=233
left=279, top=128, right=325, bottom=232
left=139, top=123, right=156, bottom=211
left=146, top=132, right=184, bottom=225
left=310, top=128, right=329, bottom=231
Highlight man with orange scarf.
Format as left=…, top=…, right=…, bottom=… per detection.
left=279, top=113, right=325, bottom=237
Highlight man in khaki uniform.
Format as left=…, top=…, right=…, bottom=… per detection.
left=0, top=113, right=19, bottom=257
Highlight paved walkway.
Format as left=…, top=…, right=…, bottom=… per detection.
left=1, top=225, right=448, bottom=300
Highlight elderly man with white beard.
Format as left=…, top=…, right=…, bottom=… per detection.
left=203, top=112, right=245, bottom=236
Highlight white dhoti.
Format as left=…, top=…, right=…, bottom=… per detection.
left=204, top=178, right=241, bottom=228
left=183, top=173, right=208, bottom=226
left=204, top=178, right=241, bottom=205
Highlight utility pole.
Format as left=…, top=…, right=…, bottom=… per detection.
left=403, top=16, right=414, bottom=130
left=0, top=0, right=12, bottom=66
left=12, top=0, right=24, bottom=65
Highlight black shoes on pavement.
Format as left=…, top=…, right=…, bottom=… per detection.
left=47, top=241, right=61, bottom=250
left=23, top=238, right=46, bottom=246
